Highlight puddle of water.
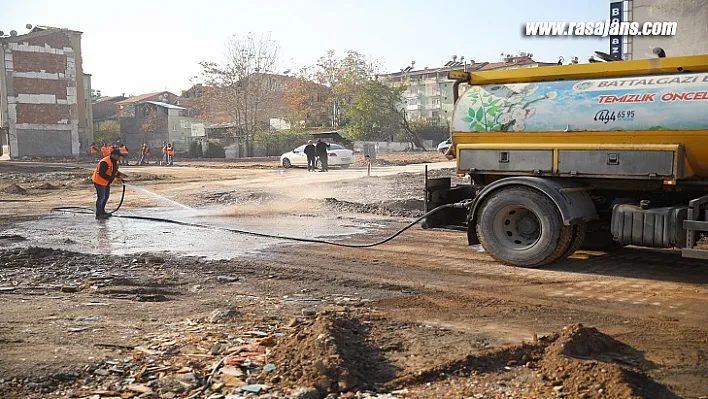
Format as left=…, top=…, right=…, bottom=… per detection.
left=2, top=205, right=379, bottom=260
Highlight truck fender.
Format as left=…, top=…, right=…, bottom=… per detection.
left=467, top=177, right=598, bottom=245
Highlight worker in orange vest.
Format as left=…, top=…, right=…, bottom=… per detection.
left=101, top=143, right=111, bottom=158
left=161, top=142, right=168, bottom=165
left=118, top=143, right=129, bottom=166
left=139, top=143, right=151, bottom=165
left=91, top=149, right=126, bottom=219
left=89, top=143, right=98, bottom=162
left=167, top=143, right=175, bottom=166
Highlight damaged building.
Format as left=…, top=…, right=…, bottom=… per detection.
left=0, top=25, right=92, bottom=159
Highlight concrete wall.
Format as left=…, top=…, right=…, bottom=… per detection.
left=0, top=29, right=84, bottom=158
left=353, top=140, right=434, bottom=153
left=630, top=0, right=708, bottom=59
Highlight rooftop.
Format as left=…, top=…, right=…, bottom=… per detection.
left=145, top=101, right=185, bottom=110
left=115, top=92, right=173, bottom=105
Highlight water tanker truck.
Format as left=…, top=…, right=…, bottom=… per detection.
left=424, top=51, right=708, bottom=267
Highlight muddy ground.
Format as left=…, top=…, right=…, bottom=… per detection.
left=1, top=153, right=707, bottom=399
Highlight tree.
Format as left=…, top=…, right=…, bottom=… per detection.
left=344, top=80, right=426, bottom=150
left=198, top=32, right=281, bottom=156
left=314, top=50, right=380, bottom=127
left=94, top=121, right=120, bottom=144
left=141, top=105, right=158, bottom=133
left=283, top=67, right=330, bottom=128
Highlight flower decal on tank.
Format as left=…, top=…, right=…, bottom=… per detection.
left=456, top=83, right=558, bottom=132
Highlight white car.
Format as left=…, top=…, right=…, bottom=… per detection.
left=437, top=138, right=452, bottom=154
left=280, top=143, right=354, bottom=169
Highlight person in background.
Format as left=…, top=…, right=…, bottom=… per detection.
left=89, top=142, right=99, bottom=162
left=167, top=143, right=175, bottom=166
left=304, top=140, right=317, bottom=172
left=138, top=143, right=145, bottom=165
left=315, top=138, right=330, bottom=172
left=161, top=142, right=168, bottom=165
left=140, top=143, right=150, bottom=165
left=118, top=143, right=129, bottom=166
left=101, top=143, right=111, bottom=158
left=91, top=149, right=126, bottom=219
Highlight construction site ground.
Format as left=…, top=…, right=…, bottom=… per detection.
left=1, top=152, right=707, bottom=399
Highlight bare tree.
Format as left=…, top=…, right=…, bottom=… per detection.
left=199, top=33, right=281, bottom=156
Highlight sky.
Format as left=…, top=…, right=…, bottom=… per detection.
left=2, top=0, right=611, bottom=97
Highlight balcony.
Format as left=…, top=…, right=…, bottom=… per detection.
left=427, top=103, right=441, bottom=110
left=406, top=104, right=422, bottom=111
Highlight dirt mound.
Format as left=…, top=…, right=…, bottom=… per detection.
left=539, top=324, right=673, bottom=399
left=35, top=182, right=58, bottom=190
left=324, top=198, right=423, bottom=218
left=391, top=323, right=675, bottom=399
left=1, top=183, right=28, bottom=195
left=270, top=314, right=395, bottom=396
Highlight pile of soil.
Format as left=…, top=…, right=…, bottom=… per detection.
left=35, top=182, right=58, bottom=190
left=269, top=314, right=395, bottom=396
left=538, top=324, right=670, bottom=399
left=0, top=183, right=28, bottom=195
left=324, top=198, right=424, bottom=218
left=392, top=323, right=674, bottom=399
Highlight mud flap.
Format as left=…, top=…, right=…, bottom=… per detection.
left=423, top=176, right=476, bottom=230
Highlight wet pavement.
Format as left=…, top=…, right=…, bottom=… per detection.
left=2, top=205, right=392, bottom=259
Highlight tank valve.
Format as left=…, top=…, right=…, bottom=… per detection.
left=640, top=200, right=651, bottom=209
left=653, top=47, right=666, bottom=58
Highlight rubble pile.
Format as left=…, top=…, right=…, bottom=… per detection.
left=1, top=183, right=28, bottom=195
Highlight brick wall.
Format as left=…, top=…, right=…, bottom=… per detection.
left=14, top=77, right=68, bottom=99
left=16, top=104, right=71, bottom=124
left=13, top=52, right=68, bottom=74
left=26, top=33, right=71, bottom=49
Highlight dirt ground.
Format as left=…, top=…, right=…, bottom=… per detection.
left=1, top=152, right=707, bottom=399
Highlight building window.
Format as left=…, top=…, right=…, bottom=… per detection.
left=180, top=120, right=189, bottom=129
left=432, top=98, right=441, bottom=105
left=172, top=124, right=177, bottom=132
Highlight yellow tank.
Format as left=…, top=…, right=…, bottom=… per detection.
left=448, top=55, right=708, bottom=180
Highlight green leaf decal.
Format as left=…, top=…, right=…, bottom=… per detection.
left=476, top=107, right=484, bottom=121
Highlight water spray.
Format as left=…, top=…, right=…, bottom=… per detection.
left=50, top=182, right=474, bottom=249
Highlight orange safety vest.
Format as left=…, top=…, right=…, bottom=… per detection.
left=92, top=156, right=118, bottom=187
left=90, top=145, right=98, bottom=155
left=167, top=146, right=175, bottom=156
left=101, top=145, right=111, bottom=157
left=162, top=146, right=167, bottom=154
left=119, top=145, right=128, bottom=155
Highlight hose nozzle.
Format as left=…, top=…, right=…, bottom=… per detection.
left=451, top=199, right=474, bottom=209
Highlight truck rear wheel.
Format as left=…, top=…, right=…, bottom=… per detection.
left=561, top=223, right=587, bottom=260
left=476, top=187, right=574, bottom=267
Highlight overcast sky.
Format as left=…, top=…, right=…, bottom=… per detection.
left=3, top=0, right=610, bottom=96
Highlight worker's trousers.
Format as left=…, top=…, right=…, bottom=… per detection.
left=94, top=183, right=111, bottom=216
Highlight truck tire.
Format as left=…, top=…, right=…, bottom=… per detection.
left=475, top=187, right=574, bottom=267
left=561, top=223, right=587, bottom=260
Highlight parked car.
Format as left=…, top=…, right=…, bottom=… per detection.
left=437, top=138, right=452, bottom=154
left=280, top=143, right=355, bottom=169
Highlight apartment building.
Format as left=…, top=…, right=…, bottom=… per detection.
left=379, top=54, right=556, bottom=126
